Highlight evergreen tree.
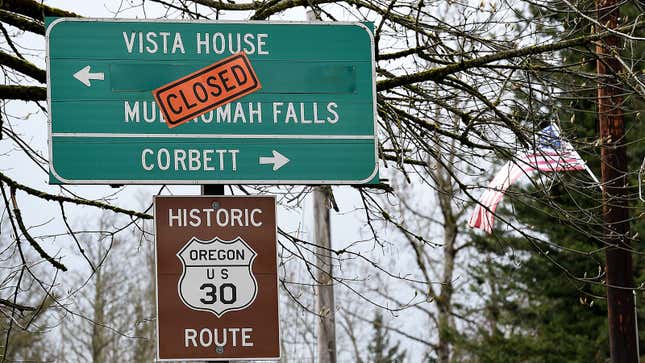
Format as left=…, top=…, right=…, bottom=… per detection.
left=367, top=311, right=406, bottom=363
left=462, top=0, right=644, bottom=360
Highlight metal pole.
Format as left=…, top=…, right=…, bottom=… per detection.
left=202, top=185, right=225, bottom=196
left=202, top=184, right=228, bottom=363
left=596, top=0, right=638, bottom=361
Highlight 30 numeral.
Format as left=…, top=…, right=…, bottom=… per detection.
left=199, top=283, right=237, bottom=305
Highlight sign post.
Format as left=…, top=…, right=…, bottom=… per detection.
left=46, top=18, right=378, bottom=184
left=154, top=195, right=279, bottom=361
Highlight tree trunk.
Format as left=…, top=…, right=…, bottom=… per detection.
left=437, top=222, right=457, bottom=363
left=435, top=154, right=458, bottom=363
left=596, top=0, right=638, bottom=362
left=91, top=268, right=106, bottom=363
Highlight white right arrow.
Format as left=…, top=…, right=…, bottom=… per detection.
left=259, top=150, right=290, bottom=171
left=73, top=65, right=104, bottom=87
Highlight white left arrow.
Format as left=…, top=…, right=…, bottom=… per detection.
left=73, top=65, right=104, bottom=87
left=259, top=150, right=290, bottom=171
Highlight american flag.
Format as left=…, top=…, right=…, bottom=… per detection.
left=469, top=124, right=587, bottom=234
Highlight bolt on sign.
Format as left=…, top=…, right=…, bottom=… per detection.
left=154, top=196, right=279, bottom=361
left=46, top=18, right=378, bottom=184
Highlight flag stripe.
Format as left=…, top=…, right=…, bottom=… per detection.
left=469, top=124, right=588, bottom=234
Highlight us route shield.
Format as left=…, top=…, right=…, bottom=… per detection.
left=177, top=236, right=258, bottom=317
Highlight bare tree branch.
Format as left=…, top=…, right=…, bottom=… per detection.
left=0, top=50, right=45, bottom=83
left=0, top=85, right=46, bottom=101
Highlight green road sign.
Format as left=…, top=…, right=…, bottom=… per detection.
left=46, top=18, right=378, bottom=184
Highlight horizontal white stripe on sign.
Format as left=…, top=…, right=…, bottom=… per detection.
left=52, top=133, right=375, bottom=140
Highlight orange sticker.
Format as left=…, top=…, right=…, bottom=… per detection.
left=153, top=52, right=261, bottom=128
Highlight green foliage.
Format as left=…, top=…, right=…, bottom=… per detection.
left=465, top=187, right=611, bottom=362
left=464, top=70, right=643, bottom=363
left=461, top=0, right=644, bottom=361
left=367, top=311, right=406, bottom=363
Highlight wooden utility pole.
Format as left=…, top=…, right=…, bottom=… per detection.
left=596, top=0, right=638, bottom=361
left=305, top=10, right=336, bottom=363
left=313, top=186, right=337, bottom=363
